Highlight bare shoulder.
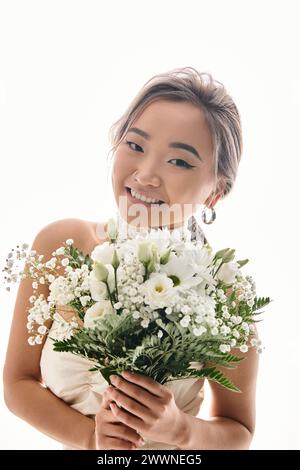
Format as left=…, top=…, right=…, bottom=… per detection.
left=32, top=218, right=108, bottom=255
left=3, top=217, right=107, bottom=399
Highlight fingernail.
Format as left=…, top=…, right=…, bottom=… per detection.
left=138, top=438, right=145, bottom=446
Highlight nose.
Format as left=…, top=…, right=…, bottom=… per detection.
left=134, top=160, right=161, bottom=187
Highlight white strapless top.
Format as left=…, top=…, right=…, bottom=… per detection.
left=40, top=313, right=205, bottom=450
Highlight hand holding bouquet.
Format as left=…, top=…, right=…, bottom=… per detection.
left=2, top=218, right=271, bottom=392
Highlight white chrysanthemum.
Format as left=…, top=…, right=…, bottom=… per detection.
left=66, top=239, right=74, bottom=245
left=84, top=300, right=115, bottom=329
left=160, top=252, right=202, bottom=290
left=240, top=344, right=248, bottom=353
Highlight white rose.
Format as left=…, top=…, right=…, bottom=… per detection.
left=216, top=262, right=240, bottom=285
left=91, top=242, right=115, bottom=265
left=88, top=271, right=108, bottom=301
left=84, top=300, right=115, bottom=329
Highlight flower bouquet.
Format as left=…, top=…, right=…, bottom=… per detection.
left=2, top=218, right=271, bottom=392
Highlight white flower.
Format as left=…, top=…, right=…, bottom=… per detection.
left=114, top=302, right=123, bottom=310
left=160, top=252, right=202, bottom=290
left=32, top=282, right=38, bottom=289
left=66, top=239, right=74, bottom=245
left=35, top=335, right=43, bottom=344
left=132, top=311, right=140, bottom=319
left=143, top=272, right=175, bottom=309
left=240, top=344, right=248, bottom=353
left=219, top=344, right=229, bottom=353
left=157, top=330, right=163, bottom=338
left=91, top=242, right=115, bottom=265
left=180, top=315, right=190, bottom=327
left=61, top=258, right=69, bottom=267
left=55, top=247, right=65, bottom=255
left=216, top=262, right=240, bottom=285
left=80, top=295, right=91, bottom=307
left=193, top=325, right=207, bottom=336
left=28, top=336, right=36, bottom=346
left=84, top=300, right=115, bottom=329
left=141, top=318, right=150, bottom=328
left=88, top=271, right=108, bottom=301
left=220, top=325, right=230, bottom=335
left=38, top=325, right=48, bottom=335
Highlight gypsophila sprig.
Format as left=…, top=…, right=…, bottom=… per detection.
left=2, top=219, right=272, bottom=391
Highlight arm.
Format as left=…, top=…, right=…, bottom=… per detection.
left=176, top=340, right=259, bottom=450
left=3, top=219, right=96, bottom=450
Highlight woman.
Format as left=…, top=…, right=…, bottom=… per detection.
left=3, top=67, right=258, bottom=450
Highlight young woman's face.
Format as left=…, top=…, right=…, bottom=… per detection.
left=111, top=99, right=219, bottom=228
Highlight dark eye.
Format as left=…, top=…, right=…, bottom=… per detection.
left=125, top=140, right=194, bottom=170
left=126, top=140, right=143, bottom=152
left=168, top=159, right=195, bottom=170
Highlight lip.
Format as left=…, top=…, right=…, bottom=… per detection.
left=124, top=186, right=165, bottom=206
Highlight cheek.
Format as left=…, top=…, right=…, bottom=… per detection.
left=172, top=174, right=214, bottom=205
left=112, top=152, right=133, bottom=182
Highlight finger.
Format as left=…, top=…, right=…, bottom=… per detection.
left=110, top=375, right=160, bottom=409
left=110, top=402, right=143, bottom=431
left=101, top=390, right=114, bottom=410
left=120, top=371, right=167, bottom=397
left=107, top=386, right=149, bottom=421
left=103, top=437, right=137, bottom=450
left=106, top=423, right=145, bottom=447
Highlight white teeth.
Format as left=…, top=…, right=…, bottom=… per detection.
left=130, top=188, right=161, bottom=204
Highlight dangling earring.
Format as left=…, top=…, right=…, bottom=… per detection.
left=201, top=205, right=216, bottom=224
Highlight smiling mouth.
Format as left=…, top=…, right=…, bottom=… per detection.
left=125, top=187, right=165, bottom=205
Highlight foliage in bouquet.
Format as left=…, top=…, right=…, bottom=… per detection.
left=2, top=219, right=272, bottom=392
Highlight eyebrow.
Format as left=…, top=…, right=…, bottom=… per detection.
left=127, top=127, right=203, bottom=162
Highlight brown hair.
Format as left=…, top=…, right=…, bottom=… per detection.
left=107, top=66, right=243, bottom=202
